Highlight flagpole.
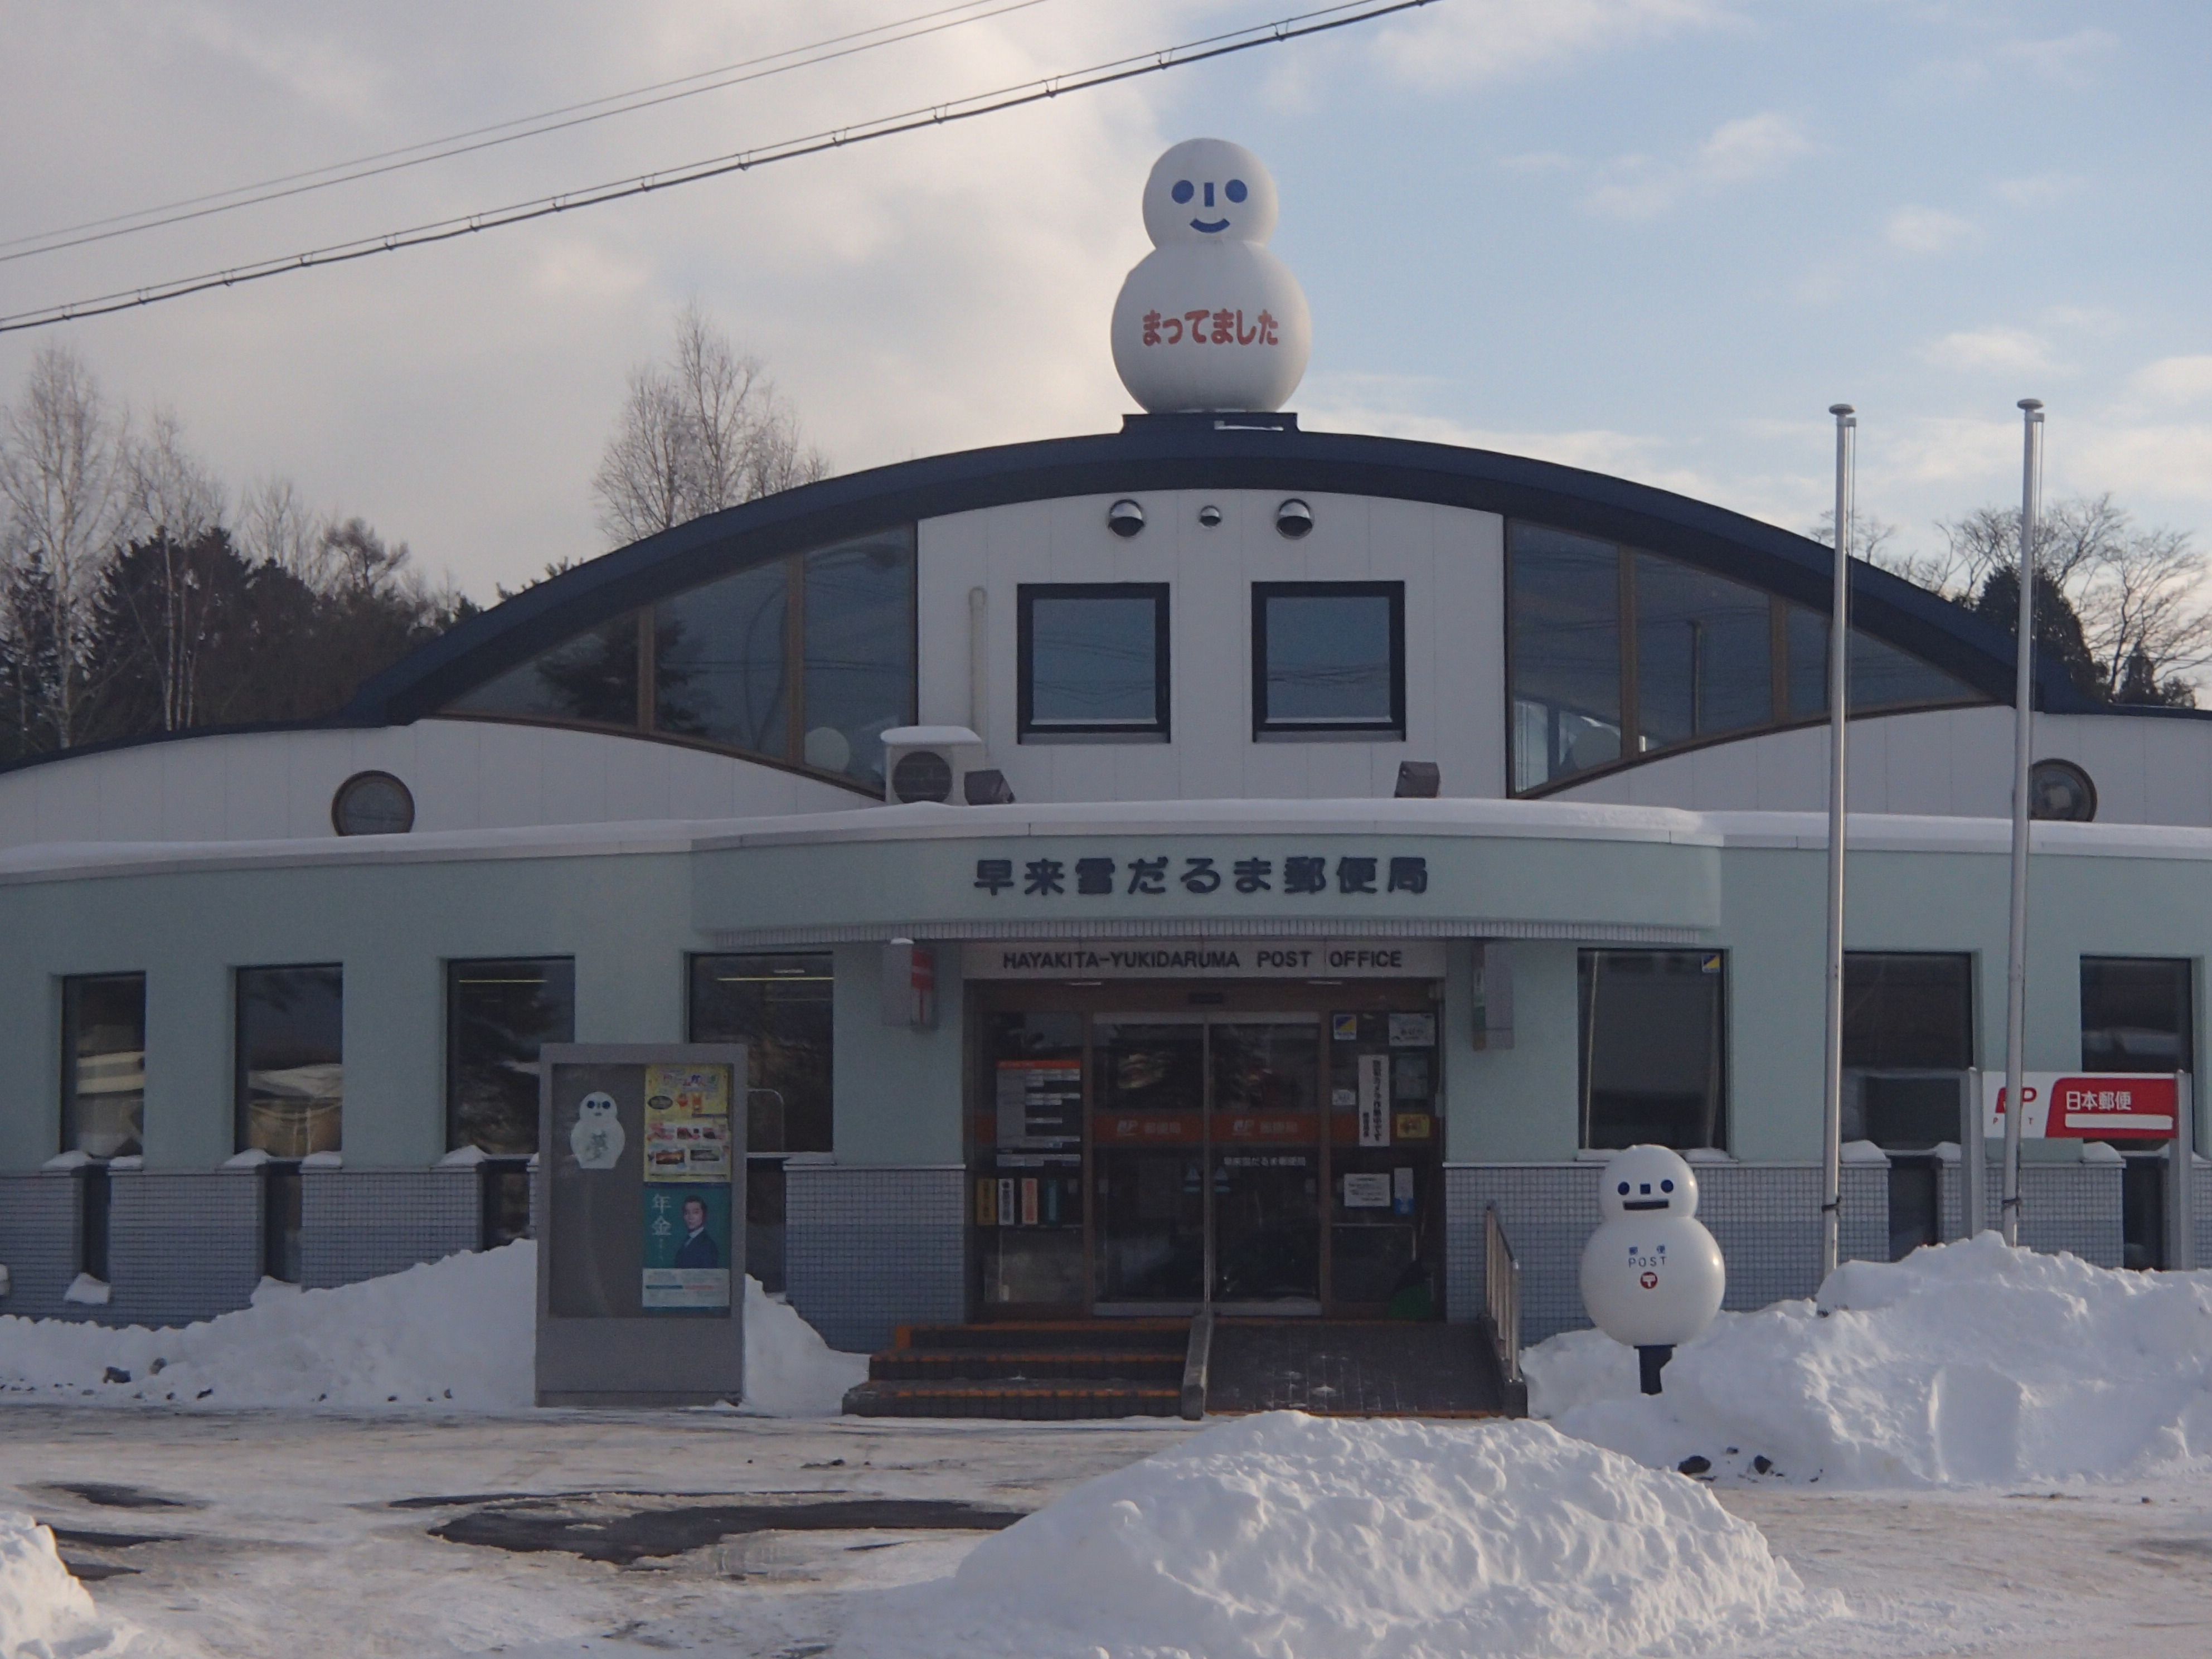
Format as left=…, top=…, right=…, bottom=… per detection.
left=1821, top=403, right=1855, bottom=1282
left=2001, top=398, right=2045, bottom=1247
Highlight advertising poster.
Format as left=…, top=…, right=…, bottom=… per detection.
left=643, top=1063, right=733, bottom=1181
left=642, top=1183, right=733, bottom=1311
left=1357, top=1052, right=1390, bottom=1147
left=640, top=1063, right=734, bottom=1311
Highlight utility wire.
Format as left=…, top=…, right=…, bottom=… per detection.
left=0, top=0, right=1059, bottom=264
left=0, top=0, right=1432, bottom=336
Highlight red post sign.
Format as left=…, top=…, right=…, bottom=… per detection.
left=1981, top=1072, right=2182, bottom=1139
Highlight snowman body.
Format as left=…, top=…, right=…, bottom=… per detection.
left=1579, top=1145, right=1725, bottom=1348
left=1110, top=138, right=1311, bottom=414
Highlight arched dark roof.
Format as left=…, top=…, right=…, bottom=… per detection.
left=344, top=413, right=2100, bottom=726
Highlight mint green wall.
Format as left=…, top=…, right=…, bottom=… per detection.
left=0, top=852, right=693, bottom=1172
left=7, top=827, right=2211, bottom=1174
left=830, top=942, right=966, bottom=1166
left=1444, top=940, right=1582, bottom=1161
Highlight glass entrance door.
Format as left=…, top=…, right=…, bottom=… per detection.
left=1092, top=1013, right=1321, bottom=1312
left=1209, top=1017, right=1321, bottom=1310
left=1093, top=1017, right=1207, bottom=1306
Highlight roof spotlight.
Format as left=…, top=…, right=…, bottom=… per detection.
left=1107, top=498, right=1146, bottom=539
left=1275, top=498, right=1314, bottom=539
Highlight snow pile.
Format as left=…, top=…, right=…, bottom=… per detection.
left=840, top=1411, right=1831, bottom=1659
left=0, top=1243, right=861, bottom=1415
left=1530, top=1233, right=2212, bottom=1488
left=736, top=1275, right=869, bottom=1416
left=0, top=1511, right=145, bottom=1657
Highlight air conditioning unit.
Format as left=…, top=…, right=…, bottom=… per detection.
left=879, top=726, right=1011, bottom=806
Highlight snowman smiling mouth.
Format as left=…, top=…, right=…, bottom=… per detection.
left=1190, top=217, right=1231, bottom=232
left=1622, top=1199, right=1670, bottom=1210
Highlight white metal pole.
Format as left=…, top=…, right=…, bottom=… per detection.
left=2001, top=399, right=2045, bottom=1247
left=1821, top=404, right=1855, bottom=1281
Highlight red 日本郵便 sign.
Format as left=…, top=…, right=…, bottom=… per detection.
left=1981, top=1071, right=2184, bottom=1139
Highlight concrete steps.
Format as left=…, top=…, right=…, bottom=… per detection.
left=843, top=1320, right=1189, bottom=1419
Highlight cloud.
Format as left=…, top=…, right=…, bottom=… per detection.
left=2000, top=28, right=2121, bottom=88
left=2130, top=356, right=2212, bottom=406
left=1885, top=205, right=1977, bottom=255
left=2072, top=423, right=2212, bottom=504
left=0, top=1, right=1189, bottom=594
left=1995, top=172, right=2083, bottom=209
left=1923, top=328, right=2057, bottom=374
left=1374, top=0, right=1730, bottom=91
left=1585, top=111, right=1813, bottom=220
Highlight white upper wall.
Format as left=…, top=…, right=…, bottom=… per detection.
left=1553, top=705, right=2212, bottom=826
left=915, top=488, right=1507, bottom=803
left=0, top=719, right=868, bottom=850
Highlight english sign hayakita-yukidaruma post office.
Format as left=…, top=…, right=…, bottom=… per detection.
left=2, top=138, right=2204, bottom=1359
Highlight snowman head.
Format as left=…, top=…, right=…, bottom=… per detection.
left=1143, top=138, right=1277, bottom=248
left=1598, top=1144, right=1699, bottom=1221
left=579, top=1092, right=617, bottom=1123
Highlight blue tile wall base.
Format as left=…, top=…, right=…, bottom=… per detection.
left=0, top=1173, right=81, bottom=1322
left=785, top=1165, right=965, bottom=1354
left=1446, top=1163, right=1888, bottom=1346
left=1940, top=1157, right=2123, bottom=1267
left=300, top=1170, right=481, bottom=1289
left=102, top=1172, right=263, bottom=1327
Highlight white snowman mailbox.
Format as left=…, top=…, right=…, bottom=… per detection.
left=1579, top=1145, right=1726, bottom=1395
left=1110, top=137, right=1311, bottom=413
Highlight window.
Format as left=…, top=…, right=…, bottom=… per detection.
left=1842, top=952, right=1974, bottom=1260
left=2082, top=957, right=2191, bottom=1272
left=802, top=535, right=916, bottom=786
left=61, top=973, right=145, bottom=1159
left=2081, top=957, right=2194, bottom=1074
left=444, top=528, right=916, bottom=792
left=1510, top=522, right=1991, bottom=794
left=447, top=958, right=575, bottom=1156
left=448, top=616, right=642, bottom=727
left=1578, top=950, right=1726, bottom=1149
left=654, top=561, right=788, bottom=753
left=690, top=953, right=835, bottom=1294
left=1018, top=584, right=1170, bottom=740
left=1252, top=581, right=1405, bottom=737
left=1786, top=604, right=1990, bottom=717
left=235, top=966, right=343, bottom=1157
left=1511, top=527, right=1621, bottom=789
left=1632, top=552, right=1772, bottom=749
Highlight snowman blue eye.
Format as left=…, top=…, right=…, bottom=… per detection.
left=1661, top=1179, right=1675, bottom=1192
left=1226, top=178, right=1248, bottom=202
left=1617, top=1182, right=1630, bottom=1195
left=1171, top=180, right=1194, bottom=203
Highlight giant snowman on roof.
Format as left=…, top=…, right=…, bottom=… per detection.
left=1111, top=138, right=1311, bottom=413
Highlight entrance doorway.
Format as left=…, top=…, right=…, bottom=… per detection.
left=969, top=982, right=1442, bottom=1320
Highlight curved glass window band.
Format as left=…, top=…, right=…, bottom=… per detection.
left=440, top=528, right=914, bottom=792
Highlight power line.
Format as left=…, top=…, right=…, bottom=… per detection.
left=0, top=1, right=1432, bottom=336
left=0, top=0, right=1059, bottom=265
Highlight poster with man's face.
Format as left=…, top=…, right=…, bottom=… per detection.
left=641, top=1182, right=733, bottom=1311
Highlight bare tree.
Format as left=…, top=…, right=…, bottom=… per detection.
left=1937, top=494, right=2210, bottom=705
left=0, top=345, right=137, bottom=746
left=237, top=477, right=333, bottom=584
left=591, top=300, right=828, bottom=546
left=128, top=408, right=226, bottom=541
left=1804, top=508, right=1976, bottom=596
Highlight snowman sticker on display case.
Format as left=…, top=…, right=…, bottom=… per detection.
left=1110, top=137, right=1311, bottom=414
left=569, top=1091, right=624, bottom=1170
left=1579, top=1144, right=1726, bottom=1395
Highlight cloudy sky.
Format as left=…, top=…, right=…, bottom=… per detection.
left=2, top=0, right=2206, bottom=599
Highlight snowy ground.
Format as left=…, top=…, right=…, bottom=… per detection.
left=4, top=1408, right=2210, bottom=1658
left=8, top=1236, right=2212, bottom=1655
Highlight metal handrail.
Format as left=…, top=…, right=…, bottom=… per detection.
left=1483, top=1202, right=1522, bottom=1388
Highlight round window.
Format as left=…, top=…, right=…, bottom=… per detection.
left=331, top=770, right=416, bottom=836
left=2027, top=758, right=2096, bottom=823
left=890, top=749, right=954, bottom=804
